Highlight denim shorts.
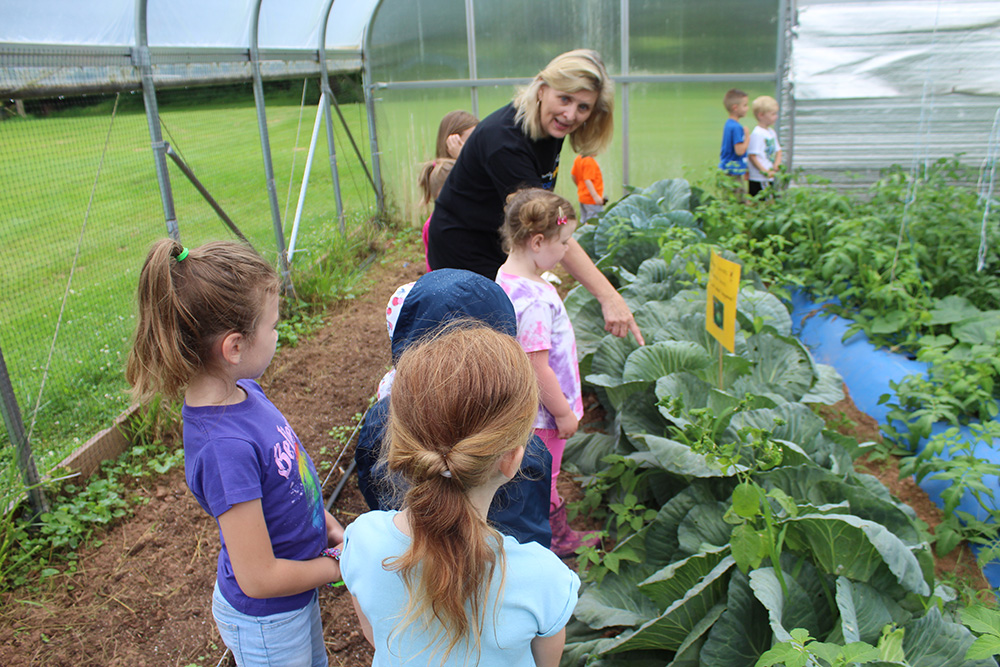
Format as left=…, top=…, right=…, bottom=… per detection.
left=212, top=582, right=327, bottom=667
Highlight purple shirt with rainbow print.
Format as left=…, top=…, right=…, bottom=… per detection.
left=183, top=379, right=327, bottom=616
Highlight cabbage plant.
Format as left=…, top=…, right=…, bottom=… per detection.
left=561, top=181, right=994, bottom=667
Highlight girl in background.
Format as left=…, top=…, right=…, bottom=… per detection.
left=496, top=188, right=596, bottom=557
left=126, top=240, right=343, bottom=667
left=419, top=110, right=478, bottom=272
left=436, top=109, right=478, bottom=160
left=341, top=325, right=579, bottom=667
left=417, top=158, right=455, bottom=272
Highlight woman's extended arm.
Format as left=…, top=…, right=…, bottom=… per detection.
left=560, top=239, right=644, bottom=344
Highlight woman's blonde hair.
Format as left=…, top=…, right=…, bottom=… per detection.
left=385, top=324, right=538, bottom=663
left=513, top=49, right=614, bottom=157
left=500, top=187, right=577, bottom=253
left=435, top=110, right=478, bottom=159
left=417, top=158, right=456, bottom=205
left=125, top=239, right=279, bottom=403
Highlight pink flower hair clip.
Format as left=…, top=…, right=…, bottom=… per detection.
left=556, top=206, right=568, bottom=226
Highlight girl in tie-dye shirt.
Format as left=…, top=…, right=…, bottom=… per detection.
left=496, top=188, right=597, bottom=557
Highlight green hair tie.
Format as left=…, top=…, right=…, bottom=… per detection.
left=176, top=247, right=190, bottom=262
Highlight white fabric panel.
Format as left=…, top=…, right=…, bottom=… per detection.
left=793, top=0, right=1000, bottom=99
left=147, top=0, right=253, bottom=48
left=0, top=0, right=374, bottom=51
left=0, top=0, right=135, bottom=46
left=325, top=0, right=380, bottom=50
left=258, top=0, right=322, bottom=50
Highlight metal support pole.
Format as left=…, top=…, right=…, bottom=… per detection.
left=362, top=55, right=386, bottom=217
left=287, top=98, right=325, bottom=261
left=163, top=144, right=253, bottom=247
left=250, top=0, right=292, bottom=292
left=464, top=0, right=479, bottom=118
left=775, top=0, right=789, bottom=139
left=329, top=93, right=379, bottom=198
left=134, top=0, right=179, bottom=241
left=0, top=345, right=48, bottom=518
left=319, top=0, right=346, bottom=234
left=620, top=0, right=631, bottom=189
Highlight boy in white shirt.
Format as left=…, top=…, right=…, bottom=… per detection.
left=747, top=95, right=782, bottom=197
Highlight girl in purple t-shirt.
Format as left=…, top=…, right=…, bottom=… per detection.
left=126, top=240, right=344, bottom=666
left=497, top=188, right=597, bottom=557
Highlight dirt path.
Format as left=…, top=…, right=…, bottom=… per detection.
left=0, top=234, right=423, bottom=667
left=0, top=233, right=988, bottom=667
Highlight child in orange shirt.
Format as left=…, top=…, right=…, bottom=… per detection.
left=571, top=154, right=606, bottom=224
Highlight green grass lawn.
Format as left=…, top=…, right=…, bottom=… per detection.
left=0, top=91, right=377, bottom=474
left=374, top=81, right=775, bottom=222
left=0, top=80, right=774, bottom=478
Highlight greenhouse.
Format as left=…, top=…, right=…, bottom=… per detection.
left=2, top=0, right=1000, bottom=665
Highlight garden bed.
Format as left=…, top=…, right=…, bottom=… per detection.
left=792, top=290, right=1000, bottom=587
left=0, top=234, right=990, bottom=666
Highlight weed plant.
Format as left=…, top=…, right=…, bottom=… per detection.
left=696, top=159, right=1000, bottom=429
left=0, top=399, right=181, bottom=592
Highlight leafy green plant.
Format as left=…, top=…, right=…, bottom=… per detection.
left=574, top=455, right=653, bottom=582
left=1, top=401, right=183, bottom=592
left=756, top=627, right=883, bottom=667
left=677, top=404, right=793, bottom=590
left=899, top=422, right=1000, bottom=557
left=277, top=299, right=326, bottom=349
left=559, top=185, right=991, bottom=666
left=962, top=605, right=1000, bottom=660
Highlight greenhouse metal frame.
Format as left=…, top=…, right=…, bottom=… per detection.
left=2, top=0, right=998, bottom=515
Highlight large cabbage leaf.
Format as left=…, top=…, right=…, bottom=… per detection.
left=781, top=513, right=930, bottom=595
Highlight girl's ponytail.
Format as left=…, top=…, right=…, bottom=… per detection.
left=125, top=239, right=279, bottom=403
left=417, top=159, right=455, bottom=206
left=386, top=324, right=537, bottom=662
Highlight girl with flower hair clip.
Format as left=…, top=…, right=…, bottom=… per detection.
left=496, top=187, right=598, bottom=556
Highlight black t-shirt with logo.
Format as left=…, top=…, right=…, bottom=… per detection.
left=427, top=103, right=562, bottom=277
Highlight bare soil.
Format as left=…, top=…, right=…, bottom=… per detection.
left=0, top=235, right=988, bottom=666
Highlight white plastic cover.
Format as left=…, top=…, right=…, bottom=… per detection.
left=793, top=0, right=1000, bottom=99
left=0, top=0, right=378, bottom=51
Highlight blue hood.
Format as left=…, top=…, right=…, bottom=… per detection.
left=390, top=268, right=516, bottom=364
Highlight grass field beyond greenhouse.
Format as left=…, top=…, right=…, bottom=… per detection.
left=377, top=82, right=775, bottom=221
left=0, top=80, right=773, bottom=478
left=0, top=90, right=378, bottom=476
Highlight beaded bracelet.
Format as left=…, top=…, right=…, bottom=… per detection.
left=320, top=547, right=344, bottom=587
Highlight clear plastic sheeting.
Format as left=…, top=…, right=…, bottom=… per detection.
left=628, top=0, right=777, bottom=74
left=367, top=0, right=471, bottom=83
left=0, top=0, right=377, bottom=51
left=783, top=0, right=1000, bottom=186
left=366, top=0, right=782, bottom=224
left=0, top=0, right=136, bottom=46
left=792, top=0, right=1000, bottom=100
left=0, top=0, right=375, bottom=96
left=147, top=0, right=255, bottom=48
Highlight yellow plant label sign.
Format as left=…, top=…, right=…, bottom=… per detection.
left=706, top=250, right=741, bottom=352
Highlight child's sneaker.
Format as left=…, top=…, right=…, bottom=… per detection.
left=548, top=502, right=599, bottom=558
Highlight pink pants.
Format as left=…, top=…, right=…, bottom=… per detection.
left=535, top=428, right=565, bottom=513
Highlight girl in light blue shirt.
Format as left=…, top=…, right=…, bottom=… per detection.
left=341, top=325, right=580, bottom=667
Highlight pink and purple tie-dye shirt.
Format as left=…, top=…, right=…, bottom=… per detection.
left=497, top=271, right=584, bottom=429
